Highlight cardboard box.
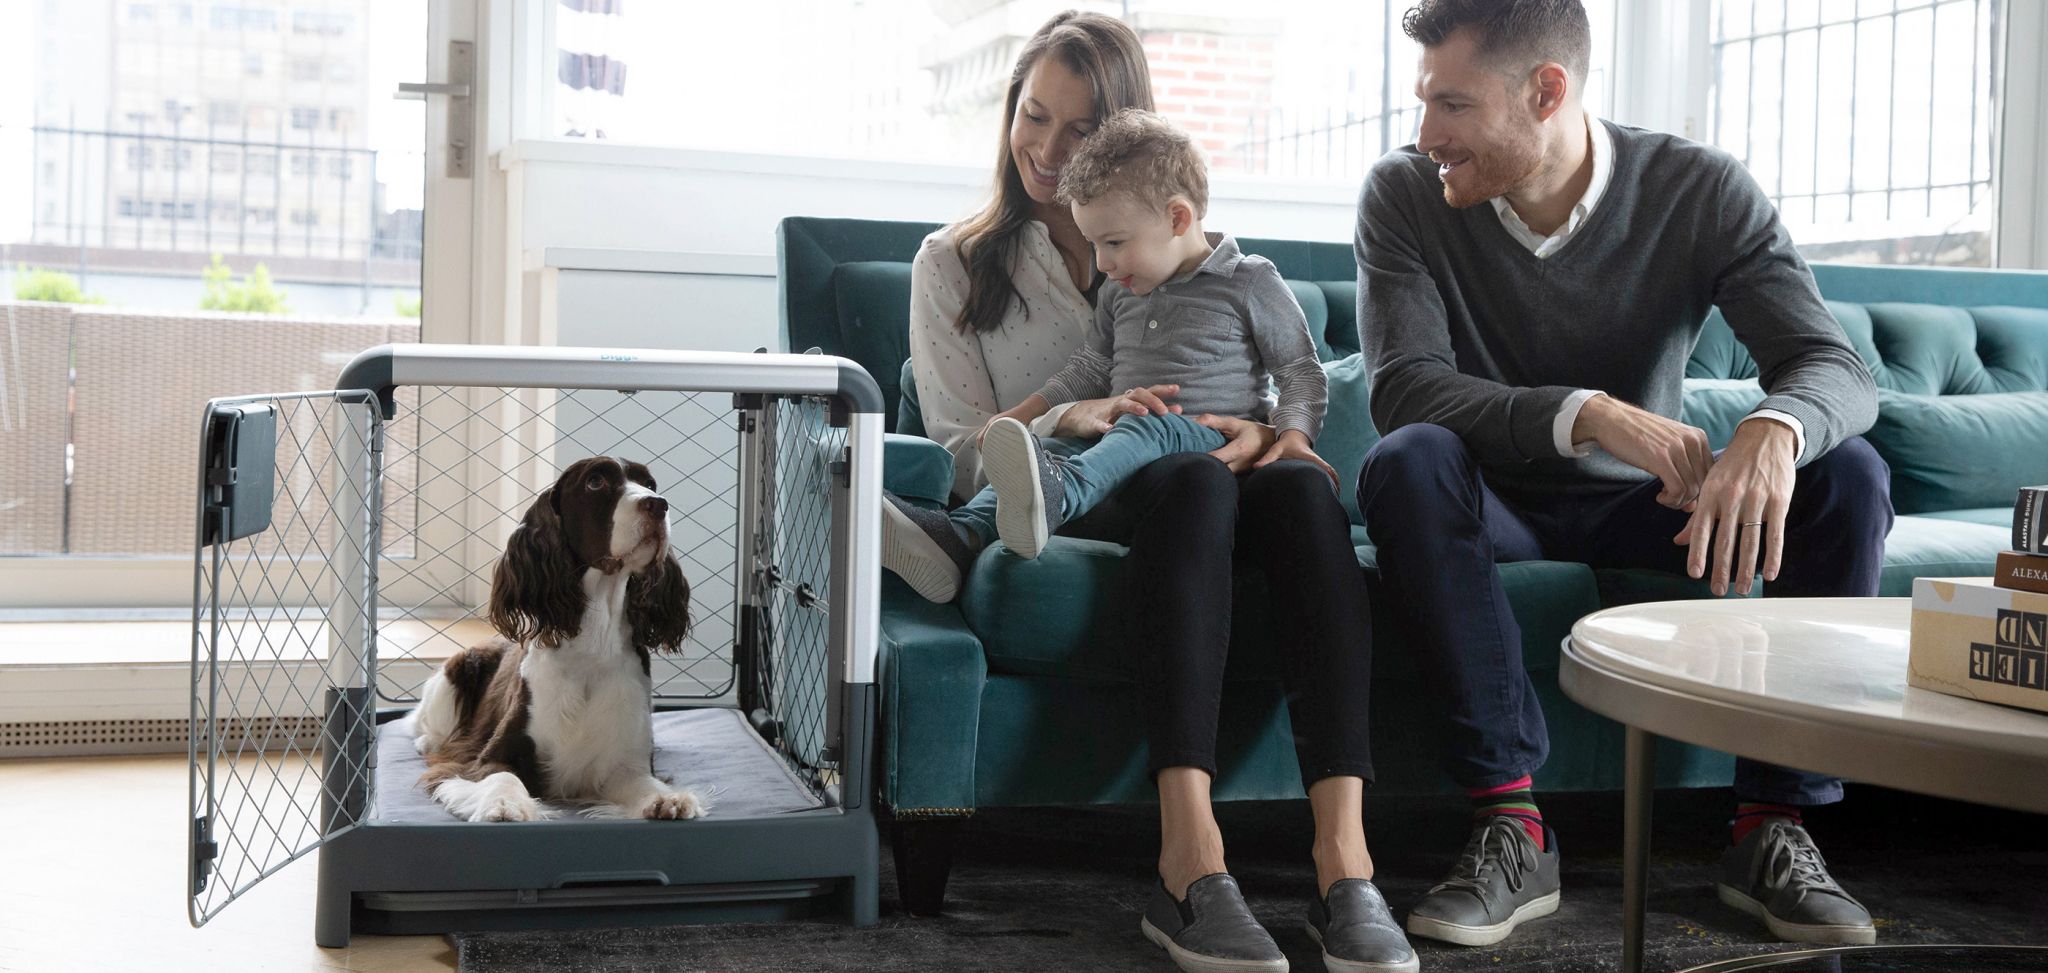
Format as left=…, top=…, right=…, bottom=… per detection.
left=1910, top=577, right=2048, bottom=714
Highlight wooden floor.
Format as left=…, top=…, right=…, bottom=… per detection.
left=0, top=753, right=453, bottom=973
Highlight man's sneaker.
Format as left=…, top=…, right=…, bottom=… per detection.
left=1405, top=817, right=1561, bottom=947
left=879, top=492, right=980, bottom=603
left=1717, top=818, right=1875, bottom=945
left=1308, top=879, right=1420, bottom=972
left=980, top=417, right=1068, bottom=559
left=1139, top=874, right=1288, bottom=973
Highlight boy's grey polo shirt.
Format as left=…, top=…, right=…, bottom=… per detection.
left=1038, top=234, right=1328, bottom=443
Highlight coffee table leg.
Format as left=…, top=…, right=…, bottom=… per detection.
left=1623, top=725, right=1657, bottom=973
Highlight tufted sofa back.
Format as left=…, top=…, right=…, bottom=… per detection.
left=780, top=217, right=2048, bottom=516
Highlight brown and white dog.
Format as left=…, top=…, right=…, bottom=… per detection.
left=412, top=456, right=707, bottom=822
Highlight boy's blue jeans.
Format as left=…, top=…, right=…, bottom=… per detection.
left=953, top=412, right=1227, bottom=547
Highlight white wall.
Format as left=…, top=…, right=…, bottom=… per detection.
left=506, top=141, right=1361, bottom=355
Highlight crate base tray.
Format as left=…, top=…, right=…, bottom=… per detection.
left=372, top=707, right=827, bottom=823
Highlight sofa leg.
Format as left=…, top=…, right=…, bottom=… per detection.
left=891, top=818, right=961, bottom=917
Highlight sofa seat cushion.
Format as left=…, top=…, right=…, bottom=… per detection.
left=964, top=536, right=1600, bottom=680
left=1864, top=389, right=2048, bottom=513
left=1914, top=507, right=2014, bottom=528
left=1877, top=514, right=2007, bottom=597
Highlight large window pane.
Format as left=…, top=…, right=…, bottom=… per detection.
left=543, top=0, right=1613, bottom=181
left=0, top=0, right=426, bottom=558
left=1709, top=0, right=2002, bottom=265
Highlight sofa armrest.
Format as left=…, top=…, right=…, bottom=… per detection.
left=884, top=433, right=954, bottom=507
left=877, top=582, right=989, bottom=816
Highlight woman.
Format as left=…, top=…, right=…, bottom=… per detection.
left=883, top=12, right=1414, bottom=972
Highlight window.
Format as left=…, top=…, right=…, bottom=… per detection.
left=289, top=107, right=320, bottom=130
left=327, top=156, right=354, bottom=179
left=117, top=197, right=136, bottom=217
left=125, top=144, right=153, bottom=170
left=212, top=5, right=277, bottom=32
left=1708, top=0, right=2002, bottom=266
left=208, top=101, right=241, bottom=127
left=291, top=57, right=324, bottom=83
left=535, top=1, right=1613, bottom=181
left=244, top=53, right=264, bottom=77
left=292, top=11, right=353, bottom=37
left=290, top=208, right=320, bottom=227
left=328, top=109, right=352, bottom=131
left=210, top=149, right=240, bottom=173
left=127, top=3, right=154, bottom=25
left=327, top=61, right=356, bottom=84
left=244, top=152, right=277, bottom=175
left=289, top=153, right=316, bottom=176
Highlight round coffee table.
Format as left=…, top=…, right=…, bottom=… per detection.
left=1560, top=597, right=2048, bottom=973
left=1677, top=944, right=2048, bottom=971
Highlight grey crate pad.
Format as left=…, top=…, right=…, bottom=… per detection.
left=372, top=708, right=825, bottom=822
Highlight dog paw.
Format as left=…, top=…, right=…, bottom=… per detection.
left=477, top=796, right=547, bottom=822
left=641, top=790, right=706, bottom=820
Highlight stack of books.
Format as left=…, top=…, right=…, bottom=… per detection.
left=1995, top=485, right=2048, bottom=595
left=1905, top=485, right=2048, bottom=712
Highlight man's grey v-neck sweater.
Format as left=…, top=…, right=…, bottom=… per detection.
left=1354, top=120, right=1876, bottom=495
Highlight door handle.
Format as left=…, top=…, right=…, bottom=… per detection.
left=398, top=41, right=475, bottom=179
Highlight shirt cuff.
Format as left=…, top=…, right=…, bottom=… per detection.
left=1028, top=402, right=1075, bottom=439
left=1741, top=409, right=1807, bottom=459
left=1554, top=389, right=1605, bottom=458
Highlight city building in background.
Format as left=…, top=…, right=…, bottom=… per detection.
left=6, top=0, right=423, bottom=314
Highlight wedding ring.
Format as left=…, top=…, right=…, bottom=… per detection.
left=1740, top=521, right=1765, bottom=528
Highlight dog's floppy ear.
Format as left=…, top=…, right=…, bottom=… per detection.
left=489, top=486, right=587, bottom=648
left=626, top=546, right=692, bottom=654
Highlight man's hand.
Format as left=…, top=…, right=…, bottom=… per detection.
left=1672, top=418, right=1797, bottom=596
left=1253, top=429, right=1339, bottom=486
left=1197, top=414, right=1277, bottom=473
left=1573, top=395, right=1714, bottom=510
left=1050, top=384, right=1183, bottom=437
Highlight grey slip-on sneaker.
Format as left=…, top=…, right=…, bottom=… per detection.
left=1308, top=878, right=1420, bottom=972
left=879, top=491, right=980, bottom=603
left=980, top=416, right=1067, bottom=560
left=1140, top=873, right=1288, bottom=973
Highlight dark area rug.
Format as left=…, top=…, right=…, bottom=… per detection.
left=455, top=786, right=2048, bottom=972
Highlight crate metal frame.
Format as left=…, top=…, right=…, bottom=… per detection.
left=188, top=344, right=884, bottom=945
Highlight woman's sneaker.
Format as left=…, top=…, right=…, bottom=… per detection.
left=1139, top=874, right=1288, bottom=973
left=1405, top=817, right=1560, bottom=947
left=980, top=417, right=1068, bottom=559
left=1309, top=879, right=1420, bottom=972
left=879, top=492, right=980, bottom=603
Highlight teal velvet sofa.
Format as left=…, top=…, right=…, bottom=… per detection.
left=777, top=216, right=2048, bottom=912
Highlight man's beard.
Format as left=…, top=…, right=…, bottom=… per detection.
left=1438, top=136, right=1542, bottom=209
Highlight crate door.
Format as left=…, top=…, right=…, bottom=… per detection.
left=188, top=392, right=380, bottom=926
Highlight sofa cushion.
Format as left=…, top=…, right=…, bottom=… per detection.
left=1318, top=353, right=1379, bottom=525
left=882, top=433, right=954, bottom=508
left=1914, top=507, right=2014, bottom=528
left=1878, top=514, right=2007, bottom=597
left=831, top=261, right=916, bottom=421
left=1864, top=389, right=2048, bottom=513
left=1681, top=378, right=1769, bottom=450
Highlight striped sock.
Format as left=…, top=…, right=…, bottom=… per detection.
left=1468, top=775, right=1545, bottom=851
left=1731, top=802, right=1802, bottom=845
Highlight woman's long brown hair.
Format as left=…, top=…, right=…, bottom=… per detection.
left=951, top=11, right=1153, bottom=335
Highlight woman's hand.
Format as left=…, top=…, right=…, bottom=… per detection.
left=1052, top=384, right=1184, bottom=437
left=1253, top=429, right=1339, bottom=486
left=1196, top=414, right=1278, bottom=474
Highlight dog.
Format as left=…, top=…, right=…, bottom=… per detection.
left=411, top=456, right=707, bottom=822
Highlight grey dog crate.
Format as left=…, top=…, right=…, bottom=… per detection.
left=187, top=344, right=886, bottom=946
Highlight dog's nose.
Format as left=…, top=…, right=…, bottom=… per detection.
left=641, top=495, right=668, bottom=517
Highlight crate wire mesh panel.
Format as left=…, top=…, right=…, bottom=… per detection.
left=188, top=346, right=884, bottom=930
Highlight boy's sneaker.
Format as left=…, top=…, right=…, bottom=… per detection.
left=879, top=492, right=979, bottom=603
left=1716, top=818, right=1875, bottom=945
left=980, top=417, right=1068, bottom=559
left=1308, top=879, right=1420, bottom=972
left=1405, top=816, right=1560, bottom=947
left=1139, top=874, right=1288, bottom=973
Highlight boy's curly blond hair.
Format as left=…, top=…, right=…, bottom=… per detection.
left=1055, top=108, right=1209, bottom=218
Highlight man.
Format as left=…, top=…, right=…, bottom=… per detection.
left=1354, top=0, right=1893, bottom=950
